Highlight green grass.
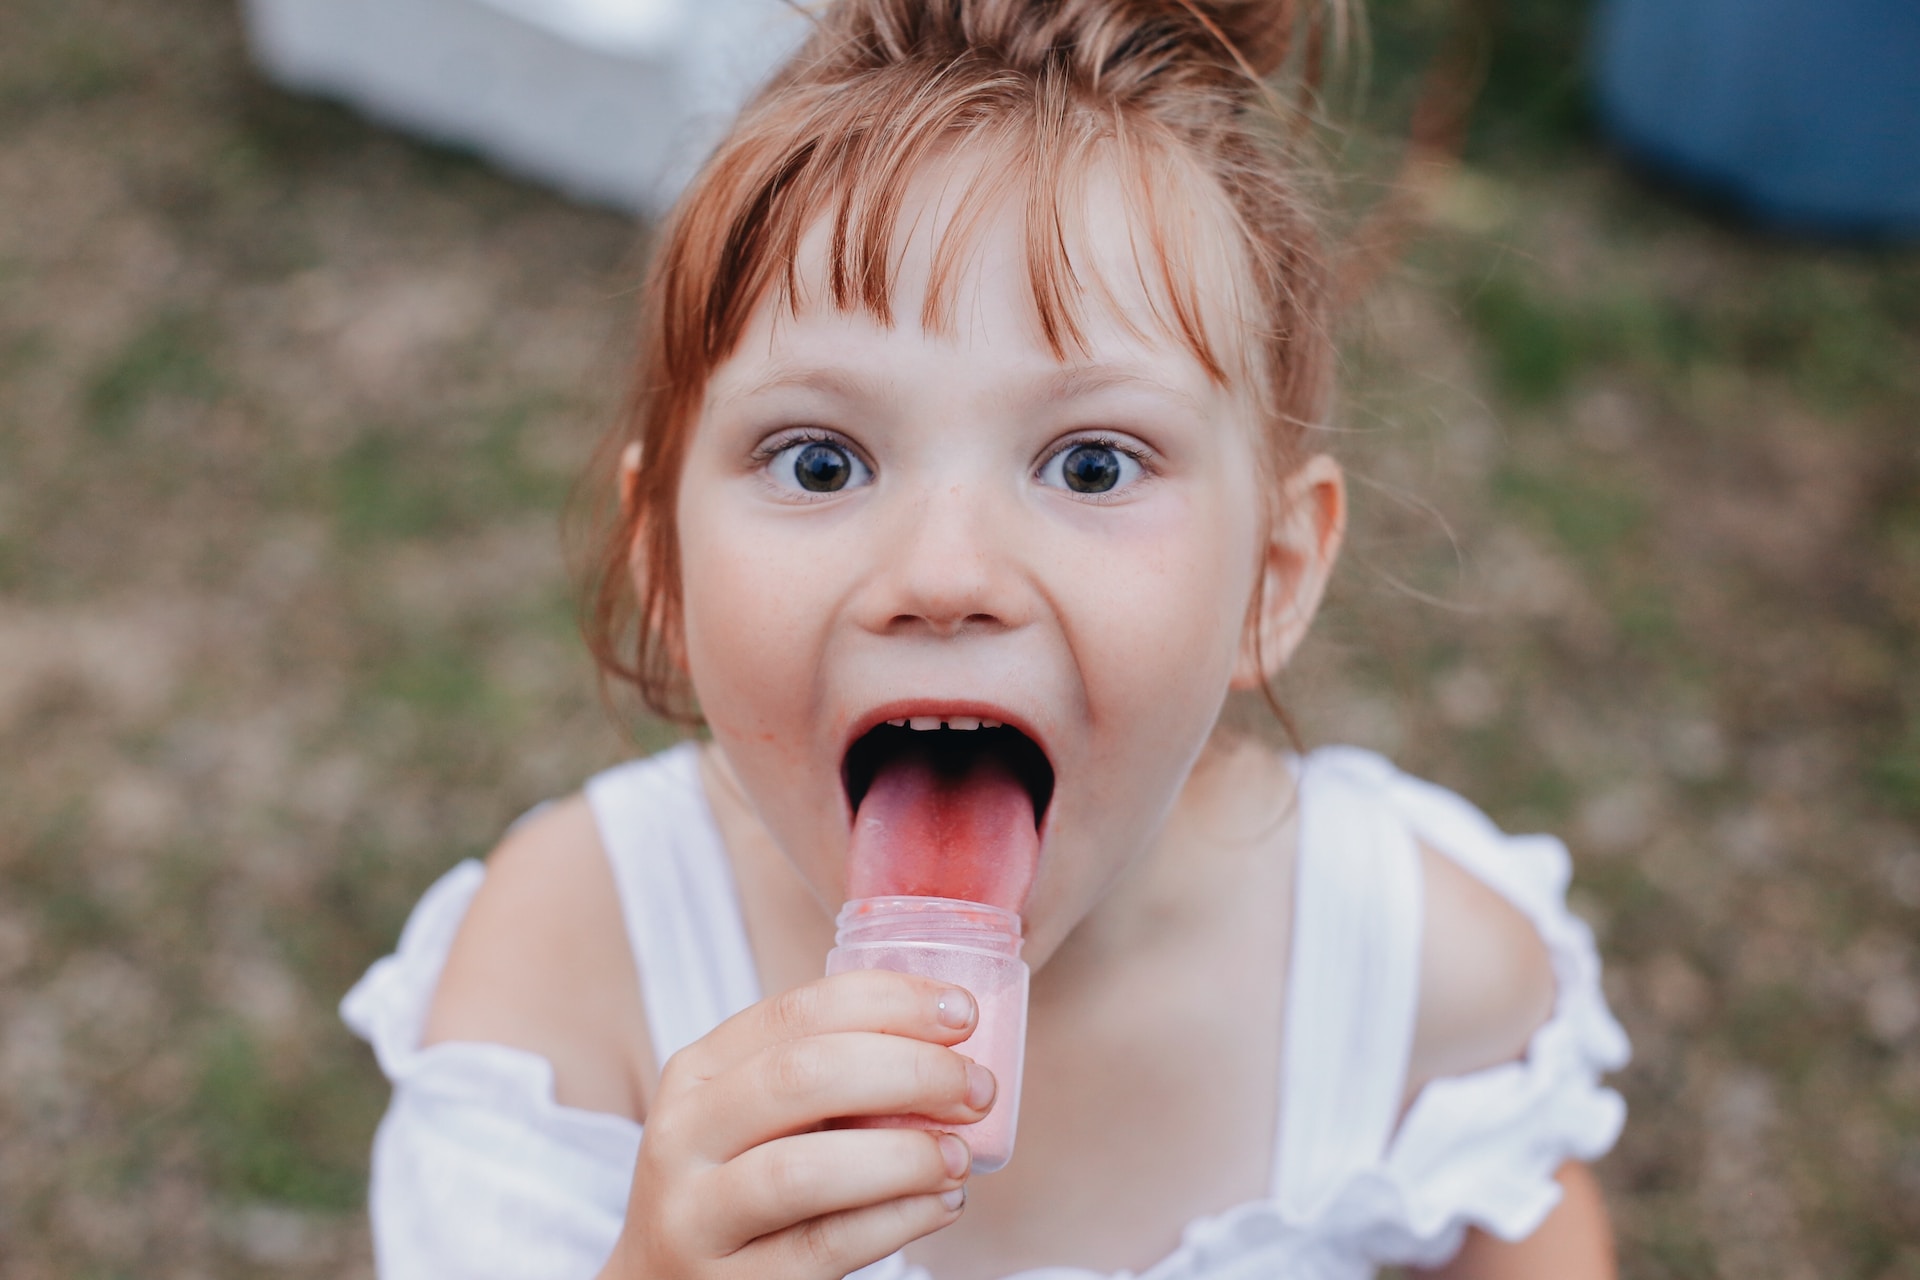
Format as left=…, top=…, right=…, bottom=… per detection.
left=1493, top=462, right=1646, bottom=564
left=331, top=430, right=462, bottom=543
left=1871, top=715, right=1920, bottom=818
left=0, top=25, right=139, bottom=118
left=84, top=313, right=223, bottom=441
left=329, top=403, right=574, bottom=545
left=7, top=802, right=116, bottom=956
left=194, top=1022, right=372, bottom=1211
left=1457, top=259, right=1716, bottom=405
left=1357, top=0, right=1600, bottom=161
left=372, top=638, right=503, bottom=722
left=1635, top=1205, right=1720, bottom=1279
left=1724, top=981, right=1829, bottom=1085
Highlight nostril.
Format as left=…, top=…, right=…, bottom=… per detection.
left=886, top=612, right=1003, bottom=638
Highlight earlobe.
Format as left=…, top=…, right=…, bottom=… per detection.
left=619, top=440, right=647, bottom=577
left=618, top=440, right=643, bottom=521
left=1231, top=454, right=1346, bottom=689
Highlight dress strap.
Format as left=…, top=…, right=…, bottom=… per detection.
left=584, top=742, right=764, bottom=1069
left=1273, top=747, right=1425, bottom=1221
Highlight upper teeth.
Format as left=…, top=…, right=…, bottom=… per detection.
left=894, top=716, right=987, bottom=731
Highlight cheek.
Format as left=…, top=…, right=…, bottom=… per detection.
left=1073, top=491, right=1259, bottom=708
left=675, top=498, right=823, bottom=735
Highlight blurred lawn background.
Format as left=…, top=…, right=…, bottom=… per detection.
left=1, top=1, right=1916, bottom=1276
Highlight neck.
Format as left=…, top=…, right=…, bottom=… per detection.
left=698, top=743, right=841, bottom=996
left=1037, top=733, right=1297, bottom=986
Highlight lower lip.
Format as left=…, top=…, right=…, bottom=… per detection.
left=824, top=896, right=1029, bottom=1173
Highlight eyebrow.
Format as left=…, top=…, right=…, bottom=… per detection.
left=716, top=361, right=1204, bottom=415
left=717, top=365, right=884, bottom=406
left=1018, top=365, right=1204, bottom=413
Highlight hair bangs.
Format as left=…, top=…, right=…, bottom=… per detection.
left=681, top=62, right=1258, bottom=392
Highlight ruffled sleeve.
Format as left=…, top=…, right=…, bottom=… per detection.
left=1286, top=749, right=1632, bottom=1272
left=341, top=861, right=643, bottom=1280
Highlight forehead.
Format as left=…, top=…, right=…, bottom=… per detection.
left=735, top=136, right=1263, bottom=393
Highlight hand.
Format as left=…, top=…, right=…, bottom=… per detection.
left=598, top=969, right=994, bottom=1279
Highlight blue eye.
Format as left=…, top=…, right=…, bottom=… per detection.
left=1040, top=439, right=1144, bottom=495
left=766, top=436, right=872, bottom=495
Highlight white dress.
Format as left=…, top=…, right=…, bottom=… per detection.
left=342, top=743, right=1630, bottom=1280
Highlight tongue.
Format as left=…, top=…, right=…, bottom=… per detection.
left=847, top=747, right=1038, bottom=911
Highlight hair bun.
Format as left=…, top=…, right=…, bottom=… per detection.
left=815, top=0, right=1329, bottom=90
left=1176, top=0, right=1317, bottom=80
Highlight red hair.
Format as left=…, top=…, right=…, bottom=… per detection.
left=578, top=0, right=1338, bottom=723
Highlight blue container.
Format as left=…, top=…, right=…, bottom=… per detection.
left=1591, top=0, right=1920, bottom=237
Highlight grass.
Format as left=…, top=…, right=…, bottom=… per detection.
left=84, top=314, right=223, bottom=442
left=195, top=1023, right=374, bottom=1212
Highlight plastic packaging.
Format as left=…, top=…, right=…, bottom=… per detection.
left=825, top=896, right=1029, bottom=1173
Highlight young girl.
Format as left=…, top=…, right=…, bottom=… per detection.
left=342, top=1, right=1631, bottom=1277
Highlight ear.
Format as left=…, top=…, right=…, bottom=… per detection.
left=618, top=440, right=644, bottom=525
left=1231, top=453, right=1346, bottom=689
left=620, top=438, right=652, bottom=576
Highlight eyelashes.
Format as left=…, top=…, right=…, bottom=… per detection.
left=1035, top=435, right=1149, bottom=496
left=753, top=429, right=874, bottom=497
left=749, top=428, right=1157, bottom=499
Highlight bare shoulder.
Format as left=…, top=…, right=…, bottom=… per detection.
left=422, top=793, right=655, bottom=1121
left=1406, top=841, right=1557, bottom=1097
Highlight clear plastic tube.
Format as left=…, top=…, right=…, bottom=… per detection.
left=825, top=896, right=1028, bottom=1173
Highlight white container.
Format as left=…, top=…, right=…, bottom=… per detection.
left=242, top=0, right=808, bottom=215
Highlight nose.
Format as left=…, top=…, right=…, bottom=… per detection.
left=859, top=482, right=1031, bottom=638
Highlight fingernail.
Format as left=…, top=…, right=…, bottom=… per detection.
left=937, top=1132, right=970, bottom=1179
left=965, top=1061, right=996, bottom=1111
left=935, top=988, right=975, bottom=1030
left=941, top=1185, right=966, bottom=1211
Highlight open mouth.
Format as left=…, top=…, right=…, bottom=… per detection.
left=841, top=718, right=1055, bottom=910
left=844, top=719, right=1055, bottom=823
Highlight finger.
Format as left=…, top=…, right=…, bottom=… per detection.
left=733, top=1187, right=967, bottom=1280
left=670, top=970, right=979, bottom=1083
left=708, top=1128, right=968, bottom=1250
left=693, top=1032, right=993, bottom=1160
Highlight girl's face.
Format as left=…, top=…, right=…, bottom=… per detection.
left=672, top=163, right=1297, bottom=966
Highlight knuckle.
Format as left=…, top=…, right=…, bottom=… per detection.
left=769, top=983, right=822, bottom=1038
left=873, top=967, right=929, bottom=1006
left=842, top=966, right=912, bottom=1011
left=914, top=1045, right=958, bottom=1103
left=656, top=1045, right=698, bottom=1094
left=919, top=1131, right=956, bottom=1183
left=794, top=1213, right=846, bottom=1272
left=762, top=1143, right=817, bottom=1210
left=770, top=1039, right=829, bottom=1098
left=888, top=1131, right=942, bottom=1189
left=642, top=1099, right=686, bottom=1153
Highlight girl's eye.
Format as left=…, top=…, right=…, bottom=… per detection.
left=765, top=437, right=872, bottom=495
left=1041, top=440, right=1144, bottom=495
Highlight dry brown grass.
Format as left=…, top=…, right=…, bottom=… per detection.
left=2, top=2, right=1916, bottom=1277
